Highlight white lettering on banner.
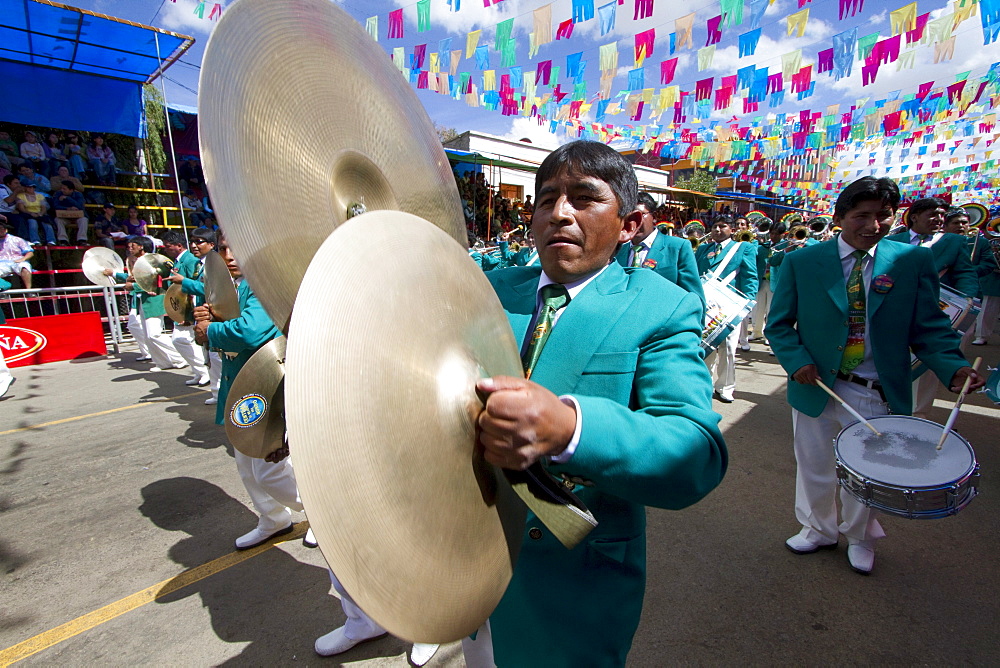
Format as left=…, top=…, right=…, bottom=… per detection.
left=0, top=335, right=30, bottom=351
left=0, top=326, right=48, bottom=362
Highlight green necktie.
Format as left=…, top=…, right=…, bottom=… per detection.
left=840, top=250, right=867, bottom=374
left=918, top=233, right=931, bottom=245
left=522, top=283, right=570, bottom=379
left=630, top=243, right=644, bottom=267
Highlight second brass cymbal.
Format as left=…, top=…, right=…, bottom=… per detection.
left=226, top=337, right=286, bottom=459
left=199, top=0, right=466, bottom=332
left=132, top=253, right=172, bottom=294
left=286, top=210, right=524, bottom=644
left=164, top=283, right=193, bottom=323
left=202, top=250, right=241, bottom=322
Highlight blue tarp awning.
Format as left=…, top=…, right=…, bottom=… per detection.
left=0, top=0, right=194, bottom=137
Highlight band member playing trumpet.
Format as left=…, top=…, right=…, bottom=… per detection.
left=885, top=198, right=979, bottom=418
left=751, top=221, right=787, bottom=347
left=766, top=177, right=982, bottom=575
left=695, top=216, right=758, bottom=402
left=470, top=141, right=727, bottom=665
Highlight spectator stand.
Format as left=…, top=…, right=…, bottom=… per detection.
left=0, top=1, right=193, bottom=364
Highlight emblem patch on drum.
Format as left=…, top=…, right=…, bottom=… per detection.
left=231, top=394, right=267, bottom=428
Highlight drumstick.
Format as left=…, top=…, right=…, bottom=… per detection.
left=936, top=357, right=982, bottom=450
left=815, top=379, right=882, bottom=437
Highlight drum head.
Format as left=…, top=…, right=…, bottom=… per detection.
left=836, top=416, right=975, bottom=488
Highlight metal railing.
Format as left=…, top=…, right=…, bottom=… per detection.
left=0, top=284, right=128, bottom=354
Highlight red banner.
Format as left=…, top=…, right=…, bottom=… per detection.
left=1, top=312, right=107, bottom=368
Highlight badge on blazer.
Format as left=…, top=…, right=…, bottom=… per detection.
left=872, top=274, right=894, bottom=293
left=230, top=393, right=268, bottom=428
left=642, top=258, right=658, bottom=269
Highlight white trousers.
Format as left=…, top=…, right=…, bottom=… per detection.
left=127, top=310, right=184, bottom=369
left=462, top=622, right=497, bottom=668
left=208, top=350, right=222, bottom=400
left=751, top=279, right=772, bottom=339
left=738, top=318, right=750, bottom=347
left=791, top=379, right=888, bottom=546
left=705, top=329, right=738, bottom=398
left=171, top=324, right=208, bottom=380
left=55, top=216, right=89, bottom=242
left=328, top=570, right=385, bottom=640
left=975, top=294, right=999, bottom=340
left=234, top=449, right=302, bottom=532
left=912, top=326, right=972, bottom=419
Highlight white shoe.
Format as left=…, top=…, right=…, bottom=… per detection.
left=136, top=355, right=152, bottom=362
left=410, top=643, right=440, bottom=666
left=234, top=524, right=293, bottom=550
left=204, top=397, right=218, bottom=405
left=302, top=527, right=318, bottom=548
left=173, top=363, right=188, bottom=370
left=0, top=374, right=14, bottom=399
left=785, top=531, right=837, bottom=554
left=314, top=625, right=386, bottom=656
left=149, top=366, right=166, bottom=372
left=739, top=344, right=751, bottom=352
left=185, top=376, right=201, bottom=385
left=847, top=544, right=875, bottom=574
left=972, top=337, right=987, bottom=345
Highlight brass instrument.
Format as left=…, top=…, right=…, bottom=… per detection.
left=688, top=232, right=710, bottom=249
left=790, top=225, right=810, bottom=241
left=735, top=230, right=755, bottom=243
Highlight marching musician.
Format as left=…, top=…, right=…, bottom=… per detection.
left=751, top=221, right=787, bottom=349
left=948, top=207, right=1000, bottom=346
left=616, top=191, right=705, bottom=312
left=884, top=198, right=979, bottom=418
left=159, top=231, right=210, bottom=388
left=694, top=215, right=758, bottom=403
left=469, top=140, right=727, bottom=665
left=766, top=177, right=983, bottom=575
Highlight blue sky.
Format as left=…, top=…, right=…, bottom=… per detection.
left=79, top=0, right=1000, bottom=162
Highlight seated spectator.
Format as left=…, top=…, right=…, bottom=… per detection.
left=0, top=217, right=34, bottom=289
left=64, top=133, right=86, bottom=178
left=51, top=181, right=89, bottom=244
left=200, top=194, right=216, bottom=227
left=50, top=165, right=84, bottom=193
left=17, top=164, right=50, bottom=193
left=124, top=205, right=148, bottom=236
left=15, top=182, right=56, bottom=245
left=95, top=203, right=125, bottom=249
left=0, top=154, right=11, bottom=184
left=178, top=159, right=203, bottom=191
left=87, top=135, right=116, bottom=185
left=44, top=133, right=69, bottom=177
left=19, top=131, right=47, bottom=176
left=0, top=131, right=22, bottom=167
left=0, top=175, right=24, bottom=238
left=181, top=189, right=207, bottom=226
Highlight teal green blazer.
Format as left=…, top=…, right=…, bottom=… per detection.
left=765, top=239, right=967, bottom=417
left=972, top=236, right=1000, bottom=297
left=206, top=280, right=281, bottom=424
left=615, top=230, right=706, bottom=311
left=884, top=231, right=979, bottom=297
left=486, top=263, right=727, bottom=667
left=173, top=250, right=201, bottom=280
left=115, top=270, right=166, bottom=319
left=694, top=239, right=759, bottom=299
left=767, top=238, right=818, bottom=289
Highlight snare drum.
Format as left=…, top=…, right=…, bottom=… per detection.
left=835, top=415, right=979, bottom=519
left=701, top=276, right=755, bottom=352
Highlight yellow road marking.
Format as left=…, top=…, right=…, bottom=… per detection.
left=0, top=391, right=208, bottom=437
left=0, top=523, right=308, bottom=667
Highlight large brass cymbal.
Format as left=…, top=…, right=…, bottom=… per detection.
left=286, top=211, right=524, bottom=643
left=132, top=253, right=172, bottom=294
left=81, top=247, right=123, bottom=287
left=198, top=0, right=466, bottom=333
left=202, top=251, right=241, bottom=322
left=226, top=337, right=286, bottom=459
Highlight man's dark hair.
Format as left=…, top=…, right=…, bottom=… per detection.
left=160, top=231, right=187, bottom=247
left=833, top=177, right=901, bottom=218
left=907, top=197, right=948, bottom=225
left=2, top=174, right=17, bottom=186
left=128, top=235, right=154, bottom=254
left=103, top=202, right=115, bottom=210
left=945, top=206, right=969, bottom=222
left=771, top=221, right=788, bottom=235
left=636, top=192, right=657, bottom=212
left=61, top=180, right=75, bottom=191
left=535, top=141, right=638, bottom=217
left=715, top=215, right=734, bottom=226
left=191, top=227, right=217, bottom=245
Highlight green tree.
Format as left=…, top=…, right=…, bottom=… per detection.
left=436, top=124, right=460, bottom=144
left=673, top=169, right=717, bottom=211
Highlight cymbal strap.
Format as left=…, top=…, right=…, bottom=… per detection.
left=503, top=463, right=598, bottom=550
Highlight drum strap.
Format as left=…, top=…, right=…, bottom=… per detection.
left=707, top=241, right=743, bottom=284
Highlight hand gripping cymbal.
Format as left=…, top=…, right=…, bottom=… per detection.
left=198, top=0, right=466, bottom=333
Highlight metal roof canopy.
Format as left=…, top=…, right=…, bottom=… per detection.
left=0, top=0, right=193, bottom=84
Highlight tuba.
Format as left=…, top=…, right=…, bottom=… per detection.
left=735, top=230, right=755, bottom=243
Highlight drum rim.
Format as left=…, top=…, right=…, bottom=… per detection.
left=834, top=415, right=977, bottom=486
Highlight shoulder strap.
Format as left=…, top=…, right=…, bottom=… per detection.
left=708, top=241, right=744, bottom=282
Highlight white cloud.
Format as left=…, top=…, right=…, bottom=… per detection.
left=158, top=0, right=214, bottom=35
left=500, top=116, right=568, bottom=148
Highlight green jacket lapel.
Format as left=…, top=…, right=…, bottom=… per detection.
left=531, top=263, right=639, bottom=396
left=868, top=239, right=901, bottom=317
left=820, top=240, right=849, bottom=314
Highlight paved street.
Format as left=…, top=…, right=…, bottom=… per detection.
left=1, top=341, right=998, bottom=666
